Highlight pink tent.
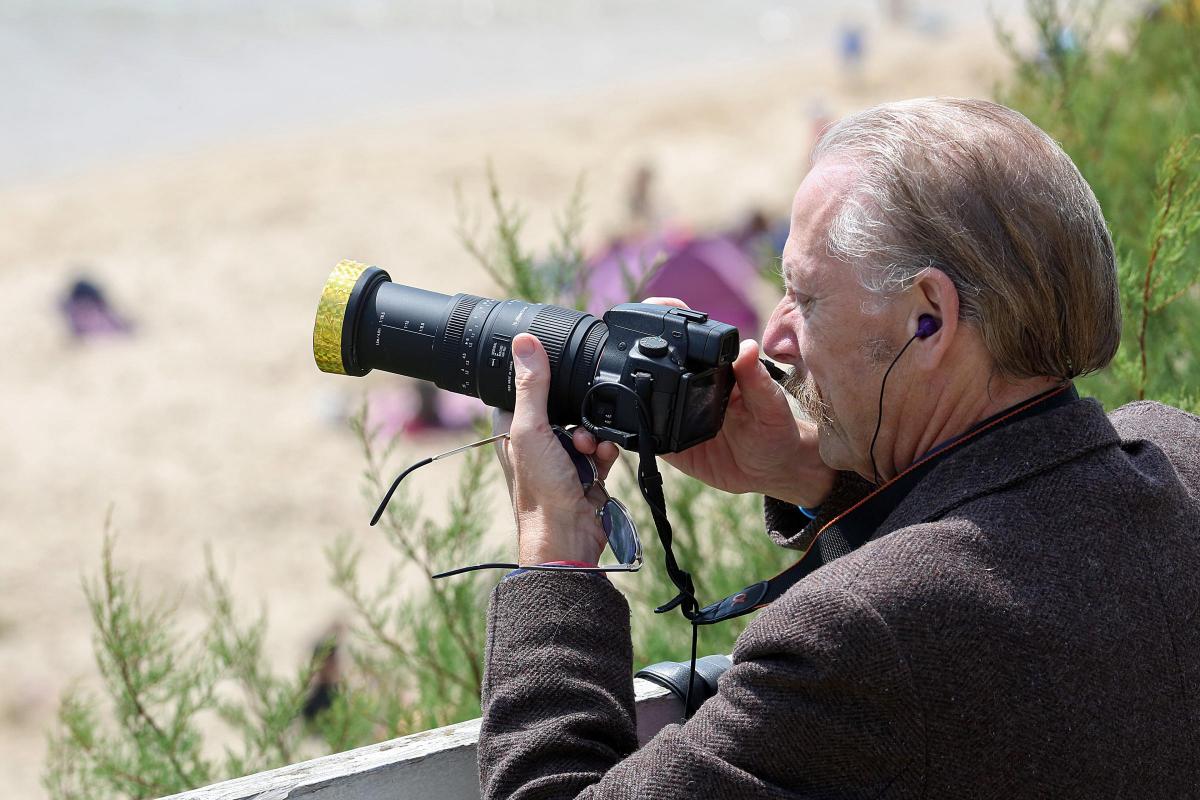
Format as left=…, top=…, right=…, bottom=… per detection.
left=582, top=236, right=762, bottom=339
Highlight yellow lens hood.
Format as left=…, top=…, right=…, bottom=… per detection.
left=313, top=259, right=372, bottom=375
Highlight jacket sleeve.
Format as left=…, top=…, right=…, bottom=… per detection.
left=479, top=570, right=922, bottom=800
left=764, top=471, right=875, bottom=551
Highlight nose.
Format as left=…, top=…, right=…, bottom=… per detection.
left=762, top=298, right=800, bottom=365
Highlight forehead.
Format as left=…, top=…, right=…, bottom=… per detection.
left=781, top=160, right=860, bottom=286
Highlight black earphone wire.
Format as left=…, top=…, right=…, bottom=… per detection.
left=868, top=331, right=920, bottom=486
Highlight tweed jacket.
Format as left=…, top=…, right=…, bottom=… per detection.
left=479, top=398, right=1200, bottom=799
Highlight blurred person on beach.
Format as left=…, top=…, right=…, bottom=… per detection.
left=364, top=381, right=484, bottom=440
left=837, top=19, right=866, bottom=82
left=476, top=98, right=1200, bottom=797
left=301, top=624, right=344, bottom=725
left=59, top=275, right=133, bottom=341
left=626, top=162, right=660, bottom=233
left=882, top=0, right=911, bottom=25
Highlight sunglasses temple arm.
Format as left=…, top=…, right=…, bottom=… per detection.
left=430, top=431, right=510, bottom=461
left=432, top=562, right=640, bottom=579
left=369, top=433, right=510, bottom=527
left=432, top=562, right=519, bottom=579
left=370, top=456, right=433, bottom=526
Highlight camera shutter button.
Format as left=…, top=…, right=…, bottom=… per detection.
left=638, top=336, right=670, bottom=357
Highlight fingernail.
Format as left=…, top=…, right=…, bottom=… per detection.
left=513, top=335, right=535, bottom=364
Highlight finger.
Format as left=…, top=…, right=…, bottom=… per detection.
left=640, top=296, right=691, bottom=309
left=731, top=339, right=791, bottom=420
left=571, top=426, right=599, bottom=455
left=593, top=441, right=620, bottom=480
left=583, top=481, right=611, bottom=511
left=509, top=333, right=552, bottom=436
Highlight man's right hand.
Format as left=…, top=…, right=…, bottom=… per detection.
left=595, top=296, right=835, bottom=510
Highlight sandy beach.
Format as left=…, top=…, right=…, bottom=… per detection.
left=0, top=9, right=1023, bottom=795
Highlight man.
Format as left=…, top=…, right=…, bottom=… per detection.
left=480, top=98, right=1200, bottom=798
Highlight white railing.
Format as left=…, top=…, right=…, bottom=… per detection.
left=163, top=678, right=683, bottom=800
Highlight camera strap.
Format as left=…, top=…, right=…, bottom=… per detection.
left=582, top=377, right=706, bottom=715
left=636, top=442, right=698, bottom=619
left=633, top=438, right=705, bottom=718
left=583, top=377, right=701, bottom=617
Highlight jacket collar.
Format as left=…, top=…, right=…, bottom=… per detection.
left=693, top=385, right=1110, bottom=626
left=876, top=392, right=1120, bottom=537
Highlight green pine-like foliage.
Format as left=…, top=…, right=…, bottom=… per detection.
left=996, top=0, right=1200, bottom=411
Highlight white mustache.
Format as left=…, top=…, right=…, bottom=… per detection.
left=782, top=369, right=836, bottom=428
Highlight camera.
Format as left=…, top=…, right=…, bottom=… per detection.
left=312, top=260, right=741, bottom=453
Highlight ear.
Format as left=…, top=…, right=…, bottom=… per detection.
left=910, top=268, right=960, bottom=369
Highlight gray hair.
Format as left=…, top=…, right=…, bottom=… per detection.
left=813, top=97, right=1121, bottom=380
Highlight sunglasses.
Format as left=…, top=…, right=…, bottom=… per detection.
left=371, top=426, right=643, bottom=577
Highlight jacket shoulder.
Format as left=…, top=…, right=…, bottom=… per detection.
left=1110, top=399, right=1200, bottom=439
left=1109, top=400, right=1200, bottom=491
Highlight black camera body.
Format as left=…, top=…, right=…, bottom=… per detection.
left=313, top=260, right=741, bottom=454
left=589, top=303, right=739, bottom=453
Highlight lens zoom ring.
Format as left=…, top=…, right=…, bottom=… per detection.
left=440, top=295, right=480, bottom=348
left=437, top=295, right=481, bottom=387
left=527, top=305, right=583, bottom=372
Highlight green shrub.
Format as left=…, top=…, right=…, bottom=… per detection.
left=996, top=0, right=1200, bottom=411
left=44, top=520, right=316, bottom=798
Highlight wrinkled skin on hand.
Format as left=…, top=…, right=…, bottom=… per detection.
left=492, top=333, right=620, bottom=565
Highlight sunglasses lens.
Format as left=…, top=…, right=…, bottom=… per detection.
left=549, top=428, right=638, bottom=570
left=600, top=499, right=640, bottom=565
left=553, top=428, right=597, bottom=488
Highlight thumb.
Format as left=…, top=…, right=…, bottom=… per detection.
left=510, top=333, right=552, bottom=432
left=731, top=339, right=790, bottom=420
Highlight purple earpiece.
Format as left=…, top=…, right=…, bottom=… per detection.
left=916, top=314, right=941, bottom=339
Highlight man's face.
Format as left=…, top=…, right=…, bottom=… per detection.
left=762, top=160, right=901, bottom=475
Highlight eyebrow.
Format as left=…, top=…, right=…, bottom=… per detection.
left=781, top=259, right=802, bottom=288
left=783, top=259, right=822, bottom=298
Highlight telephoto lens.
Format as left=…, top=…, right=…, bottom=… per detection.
left=312, top=260, right=740, bottom=453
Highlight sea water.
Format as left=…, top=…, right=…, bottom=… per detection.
left=0, top=0, right=1031, bottom=187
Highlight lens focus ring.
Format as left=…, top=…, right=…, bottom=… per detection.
left=578, top=323, right=606, bottom=382
left=527, top=305, right=583, bottom=373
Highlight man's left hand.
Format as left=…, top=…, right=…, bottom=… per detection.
left=492, top=333, right=620, bottom=565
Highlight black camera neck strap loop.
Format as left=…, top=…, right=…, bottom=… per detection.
left=637, top=434, right=697, bottom=619
left=580, top=379, right=700, bottom=619
left=630, top=417, right=703, bottom=717
left=581, top=378, right=704, bottom=716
